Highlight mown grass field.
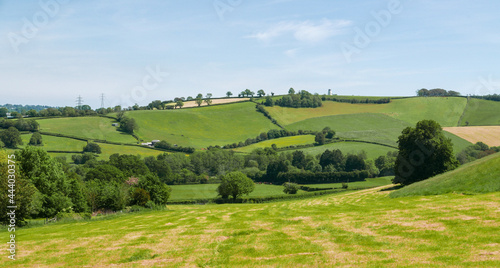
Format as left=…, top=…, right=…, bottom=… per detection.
left=460, top=98, right=500, bottom=126
left=37, top=117, right=136, bottom=143
left=126, top=102, right=280, bottom=149
left=390, top=152, right=500, bottom=198
left=5, top=186, right=499, bottom=267
left=232, top=135, right=315, bottom=153
left=267, top=97, right=467, bottom=127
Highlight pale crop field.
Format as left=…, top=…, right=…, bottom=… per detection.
left=444, top=126, right=500, bottom=147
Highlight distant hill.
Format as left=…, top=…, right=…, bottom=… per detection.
left=1, top=103, right=54, bottom=112
left=390, top=152, right=500, bottom=197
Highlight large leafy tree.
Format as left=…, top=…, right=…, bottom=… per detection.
left=217, top=171, right=255, bottom=201
left=0, top=127, right=23, bottom=148
left=393, top=120, right=459, bottom=185
left=15, top=146, right=73, bottom=217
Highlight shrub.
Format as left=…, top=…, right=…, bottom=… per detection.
left=283, top=182, right=300, bottom=194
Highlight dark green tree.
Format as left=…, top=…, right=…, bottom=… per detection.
left=137, top=174, right=171, bottom=205
left=393, top=120, right=459, bottom=185
left=315, top=132, right=326, bottom=145
left=0, top=127, right=23, bottom=148
left=217, top=171, right=255, bottom=201
left=345, top=154, right=366, bottom=172
left=85, top=164, right=126, bottom=183
left=83, top=142, right=101, bottom=154
left=226, top=91, right=233, bottom=98
left=195, top=93, right=203, bottom=107
left=29, top=132, right=43, bottom=146
left=292, top=151, right=307, bottom=169
left=118, top=117, right=138, bottom=134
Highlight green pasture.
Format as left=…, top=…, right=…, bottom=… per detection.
left=96, top=143, right=167, bottom=160
left=443, top=131, right=473, bottom=154
left=302, top=176, right=393, bottom=188
left=287, top=113, right=410, bottom=147
left=19, top=134, right=87, bottom=152
left=169, top=183, right=307, bottom=201
left=37, top=117, right=136, bottom=143
left=390, top=152, right=500, bottom=198
left=232, top=135, right=315, bottom=153
left=6, top=186, right=499, bottom=267
left=267, top=97, right=467, bottom=127
left=126, top=102, right=280, bottom=149
left=460, top=98, right=500, bottom=126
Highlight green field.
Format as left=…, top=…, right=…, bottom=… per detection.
left=287, top=113, right=410, bottom=147
left=20, top=134, right=87, bottom=152
left=233, top=135, right=315, bottom=153
left=169, top=183, right=307, bottom=201
left=126, top=102, right=280, bottom=149
left=37, top=117, right=136, bottom=143
left=7, top=186, right=499, bottom=267
left=267, top=97, right=467, bottom=127
left=295, top=142, right=396, bottom=159
left=460, top=98, right=500, bottom=126
left=443, top=131, right=473, bottom=154
left=302, top=176, right=393, bottom=188
left=390, top=152, right=500, bottom=198
left=96, top=143, right=167, bottom=160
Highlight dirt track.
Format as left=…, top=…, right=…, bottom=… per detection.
left=444, top=126, right=500, bottom=147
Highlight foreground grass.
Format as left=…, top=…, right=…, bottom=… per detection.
left=37, top=117, right=136, bottom=143
left=390, top=153, right=500, bottom=198
left=3, top=185, right=499, bottom=267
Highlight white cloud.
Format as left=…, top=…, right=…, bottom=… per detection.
left=247, top=19, right=351, bottom=43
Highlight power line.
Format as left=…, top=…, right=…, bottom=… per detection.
left=100, top=93, right=105, bottom=108
left=76, top=95, right=83, bottom=110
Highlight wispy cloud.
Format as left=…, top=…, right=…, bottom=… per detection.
left=247, top=19, right=351, bottom=43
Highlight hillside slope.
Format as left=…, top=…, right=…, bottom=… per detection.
left=390, top=152, right=500, bottom=197
left=126, top=102, right=280, bottom=148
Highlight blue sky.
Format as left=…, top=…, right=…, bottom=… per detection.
left=1, top=0, right=500, bottom=108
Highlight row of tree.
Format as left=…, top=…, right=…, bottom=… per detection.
left=264, top=89, right=323, bottom=108
left=416, top=88, right=461, bottom=97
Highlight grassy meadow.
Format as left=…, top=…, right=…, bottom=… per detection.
left=460, top=98, right=500, bottom=126
left=37, top=117, right=136, bottom=143
left=390, top=152, right=500, bottom=197
left=20, top=134, right=87, bottom=152
left=126, top=102, right=280, bottom=148
left=5, top=186, right=499, bottom=267
left=287, top=113, right=410, bottom=147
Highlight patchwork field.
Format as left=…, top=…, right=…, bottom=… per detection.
left=127, top=102, right=280, bottom=149
left=6, top=186, right=499, bottom=267
left=37, top=117, right=136, bottom=144
left=20, top=134, right=87, bottom=152
left=266, top=97, right=467, bottom=127
left=444, top=126, right=500, bottom=147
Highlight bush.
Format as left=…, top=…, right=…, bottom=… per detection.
left=283, top=182, right=300, bottom=194
left=83, top=142, right=101, bottom=154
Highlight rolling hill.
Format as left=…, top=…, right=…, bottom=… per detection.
left=390, top=152, right=500, bottom=197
